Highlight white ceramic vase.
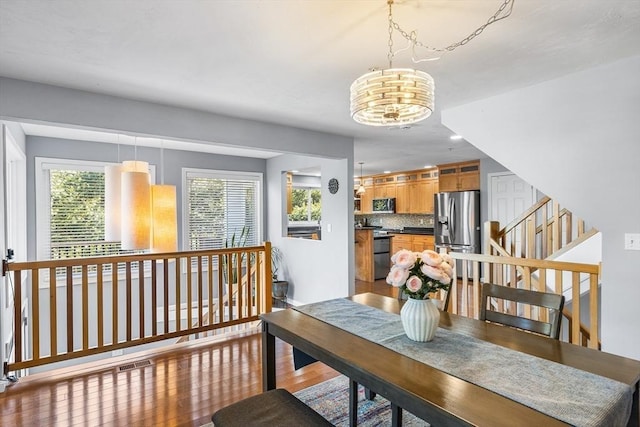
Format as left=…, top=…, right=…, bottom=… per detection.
left=400, top=297, right=440, bottom=342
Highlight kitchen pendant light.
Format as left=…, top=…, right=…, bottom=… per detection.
left=356, top=162, right=366, bottom=195
left=350, top=0, right=514, bottom=127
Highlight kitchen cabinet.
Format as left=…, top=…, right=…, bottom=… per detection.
left=438, top=160, right=480, bottom=192
left=355, top=176, right=374, bottom=213
left=390, top=234, right=434, bottom=255
left=394, top=169, right=437, bottom=214
left=286, top=172, right=293, bottom=214
left=355, top=228, right=374, bottom=281
left=373, top=176, right=397, bottom=199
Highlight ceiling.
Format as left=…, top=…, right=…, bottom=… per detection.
left=1, top=0, right=639, bottom=176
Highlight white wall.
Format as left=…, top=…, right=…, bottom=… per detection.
left=442, top=55, right=640, bottom=360
left=267, top=155, right=354, bottom=304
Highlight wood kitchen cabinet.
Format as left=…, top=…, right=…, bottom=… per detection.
left=394, top=169, right=437, bottom=214
left=373, top=176, right=397, bottom=199
left=438, top=160, right=480, bottom=192
left=355, top=177, right=374, bottom=213
left=286, top=172, right=293, bottom=214
left=390, top=234, right=435, bottom=255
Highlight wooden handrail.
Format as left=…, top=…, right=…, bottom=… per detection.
left=498, top=196, right=551, bottom=237
left=4, top=243, right=273, bottom=372
left=446, top=252, right=600, bottom=349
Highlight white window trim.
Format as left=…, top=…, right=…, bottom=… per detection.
left=181, top=167, right=264, bottom=251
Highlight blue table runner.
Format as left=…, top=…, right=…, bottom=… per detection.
left=294, top=298, right=633, bottom=427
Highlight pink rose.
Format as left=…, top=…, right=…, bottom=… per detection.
left=440, top=260, right=453, bottom=278
left=391, top=249, right=417, bottom=269
left=440, top=252, right=454, bottom=267
left=439, top=271, right=451, bottom=285
left=386, top=265, right=409, bottom=287
left=421, top=250, right=443, bottom=267
left=421, top=264, right=447, bottom=282
left=405, top=275, right=423, bottom=292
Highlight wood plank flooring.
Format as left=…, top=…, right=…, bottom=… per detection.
left=0, top=279, right=394, bottom=426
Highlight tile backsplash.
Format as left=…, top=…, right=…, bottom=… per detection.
left=355, top=213, right=434, bottom=229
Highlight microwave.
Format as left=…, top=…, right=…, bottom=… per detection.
left=372, top=198, right=396, bottom=213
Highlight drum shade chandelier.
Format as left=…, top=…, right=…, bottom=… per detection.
left=350, top=0, right=515, bottom=127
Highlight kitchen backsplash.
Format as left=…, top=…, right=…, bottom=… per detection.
left=355, top=213, right=434, bottom=229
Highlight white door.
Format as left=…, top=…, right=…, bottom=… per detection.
left=488, top=173, right=535, bottom=256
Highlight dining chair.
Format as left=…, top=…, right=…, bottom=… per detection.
left=479, top=282, right=565, bottom=339
left=396, top=287, right=452, bottom=312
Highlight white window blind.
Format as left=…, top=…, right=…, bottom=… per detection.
left=184, top=169, right=262, bottom=250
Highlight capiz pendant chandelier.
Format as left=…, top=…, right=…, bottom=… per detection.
left=350, top=0, right=515, bottom=127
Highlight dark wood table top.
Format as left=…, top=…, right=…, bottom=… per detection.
left=261, top=293, right=640, bottom=427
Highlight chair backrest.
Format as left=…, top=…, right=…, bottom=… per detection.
left=397, top=288, right=452, bottom=312
left=479, top=283, right=565, bottom=339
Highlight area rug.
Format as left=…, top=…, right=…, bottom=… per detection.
left=294, top=375, right=428, bottom=426
left=205, top=375, right=429, bottom=426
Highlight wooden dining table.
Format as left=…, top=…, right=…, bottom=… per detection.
left=260, top=293, right=640, bottom=427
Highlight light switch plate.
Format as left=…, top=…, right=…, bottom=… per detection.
left=624, top=233, right=640, bottom=250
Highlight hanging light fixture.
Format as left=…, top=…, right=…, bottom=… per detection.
left=150, top=143, right=177, bottom=253
left=120, top=155, right=151, bottom=250
left=350, top=0, right=515, bottom=127
left=356, top=162, right=366, bottom=195
left=350, top=0, right=433, bottom=127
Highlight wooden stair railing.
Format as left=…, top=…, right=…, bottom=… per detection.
left=446, top=252, right=600, bottom=349
left=2, top=243, right=273, bottom=372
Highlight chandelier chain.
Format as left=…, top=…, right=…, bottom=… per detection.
left=390, top=0, right=515, bottom=53
left=387, top=0, right=394, bottom=68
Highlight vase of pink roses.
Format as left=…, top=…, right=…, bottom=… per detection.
left=386, top=249, right=454, bottom=342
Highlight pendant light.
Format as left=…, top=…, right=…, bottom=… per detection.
left=151, top=143, right=177, bottom=253
left=356, top=162, right=366, bottom=195
left=120, top=143, right=151, bottom=250
left=350, top=0, right=515, bottom=127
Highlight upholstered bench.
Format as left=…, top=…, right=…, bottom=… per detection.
left=211, top=388, right=332, bottom=427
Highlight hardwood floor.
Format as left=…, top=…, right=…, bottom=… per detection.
left=0, top=279, right=392, bottom=426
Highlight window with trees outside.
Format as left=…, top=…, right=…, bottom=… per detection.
left=288, top=187, right=321, bottom=223
left=35, top=158, right=154, bottom=262
left=183, top=169, right=262, bottom=251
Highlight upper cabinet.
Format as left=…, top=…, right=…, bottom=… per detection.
left=356, top=168, right=439, bottom=214
left=437, top=160, right=480, bottom=192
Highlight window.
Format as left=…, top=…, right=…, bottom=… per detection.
left=35, top=158, right=155, bottom=261
left=183, top=169, right=262, bottom=250
left=288, top=187, right=321, bottom=223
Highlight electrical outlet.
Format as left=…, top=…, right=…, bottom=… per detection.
left=624, top=233, right=640, bottom=250
left=419, top=219, right=424, bottom=225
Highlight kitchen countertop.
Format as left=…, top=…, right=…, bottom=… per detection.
left=379, top=227, right=434, bottom=236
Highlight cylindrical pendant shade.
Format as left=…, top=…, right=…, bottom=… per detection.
left=122, top=160, right=149, bottom=173
left=121, top=171, right=151, bottom=250
left=104, top=164, right=123, bottom=241
left=151, top=185, right=177, bottom=253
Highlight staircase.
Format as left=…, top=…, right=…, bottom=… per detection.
left=483, top=197, right=601, bottom=349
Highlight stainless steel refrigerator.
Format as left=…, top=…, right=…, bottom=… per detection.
left=434, top=190, right=481, bottom=277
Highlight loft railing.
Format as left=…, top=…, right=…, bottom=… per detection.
left=446, top=252, right=600, bottom=349
left=2, top=243, right=272, bottom=372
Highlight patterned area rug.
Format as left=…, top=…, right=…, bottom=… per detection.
left=205, top=375, right=429, bottom=426
left=294, top=375, right=428, bottom=426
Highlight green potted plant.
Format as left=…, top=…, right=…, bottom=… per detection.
left=271, top=247, right=288, bottom=299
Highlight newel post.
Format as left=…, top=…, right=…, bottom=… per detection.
left=484, top=221, right=499, bottom=284
left=263, top=241, right=273, bottom=313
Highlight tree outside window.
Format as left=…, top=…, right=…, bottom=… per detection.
left=288, top=187, right=321, bottom=222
